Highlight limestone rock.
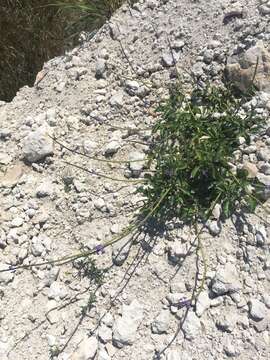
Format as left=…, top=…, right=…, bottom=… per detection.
left=0, top=264, right=14, bottom=284
left=112, top=239, right=132, bottom=266
left=182, top=311, right=201, bottom=340
left=226, top=41, right=270, bottom=92
left=71, top=336, right=98, bottom=360
left=196, top=291, right=211, bottom=317
left=22, top=127, right=54, bottom=163
left=248, top=299, right=267, bottom=321
left=112, top=300, right=144, bottom=348
left=129, top=151, right=145, bottom=177
left=151, top=310, right=170, bottom=334
left=0, top=162, right=24, bottom=188
left=211, top=264, right=241, bottom=296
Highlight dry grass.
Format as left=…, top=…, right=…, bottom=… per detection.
left=0, top=0, right=128, bottom=101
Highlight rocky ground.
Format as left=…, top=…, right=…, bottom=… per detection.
left=0, top=0, right=270, bottom=359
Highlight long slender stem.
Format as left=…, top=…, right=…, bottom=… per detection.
left=51, top=135, right=148, bottom=164
left=0, top=188, right=170, bottom=273
left=63, top=161, right=146, bottom=183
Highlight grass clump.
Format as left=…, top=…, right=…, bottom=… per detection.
left=139, top=84, right=265, bottom=225
left=0, top=0, right=129, bottom=102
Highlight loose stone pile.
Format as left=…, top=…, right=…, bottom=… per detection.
left=0, top=1, right=270, bottom=360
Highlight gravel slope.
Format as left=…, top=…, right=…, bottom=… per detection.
left=0, top=1, right=270, bottom=359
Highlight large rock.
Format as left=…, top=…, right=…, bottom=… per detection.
left=248, top=299, right=267, bottom=321
left=182, top=311, right=201, bottom=340
left=211, top=264, right=241, bottom=296
left=226, top=41, right=270, bottom=92
left=112, top=299, right=144, bottom=348
left=71, top=336, right=98, bottom=360
left=22, top=127, right=54, bottom=163
left=151, top=310, right=170, bottom=334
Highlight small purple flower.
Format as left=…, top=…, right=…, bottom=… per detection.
left=8, top=265, right=16, bottom=273
left=95, top=244, right=105, bottom=255
left=177, top=298, right=192, bottom=309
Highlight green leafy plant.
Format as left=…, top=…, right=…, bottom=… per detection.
left=139, top=83, right=265, bottom=224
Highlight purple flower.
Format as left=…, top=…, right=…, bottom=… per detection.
left=95, top=244, right=105, bottom=255
left=8, top=265, right=16, bottom=273
left=177, top=298, right=192, bottom=309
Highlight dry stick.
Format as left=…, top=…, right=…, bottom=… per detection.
left=0, top=188, right=170, bottom=274
left=51, top=135, right=148, bottom=164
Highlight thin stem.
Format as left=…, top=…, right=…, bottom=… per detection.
left=0, top=188, right=170, bottom=273
left=63, top=161, right=146, bottom=183
left=51, top=135, right=147, bottom=164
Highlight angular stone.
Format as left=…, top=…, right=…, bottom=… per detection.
left=112, top=300, right=144, bottom=348
left=242, top=162, right=258, bottom=178
left=0, top=162, right=24, bottom=188
left=95, top=59, right=106, bottom=79
left=248, top=299, right=267, bottom=321
left=104, top=140, right=120, bottom=156
left=22, top=127, right=54, bottom=163
left=151, top=310, right=170, bottom=334
left=168, top=242, right=187, bottom=263
left=112, top=239, right=132, bottom=266
left=226, top=41, right=270, bottom=92
left=0, top=264, right=14, bottom=284
left=182, top=311, right=201, bottom=340
left=71, top=336, right=98, bottom=360
left=129, top=151, right=145, bottom=177
left=211, top=264, right=241, bottom=296
left=196, top=291, right=211, bottom=317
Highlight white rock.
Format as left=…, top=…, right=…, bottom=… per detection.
left=166, top=292, right=184, bottom=306
left=262, top=294, right=270, bottom=309
left=0, top=152, right=12, bottom=165
left=182, top=311, right=201, bottom=340
left=151, top=310, right=170, bottom=334
left=112, top=300, right=144, bottom=348
left=208, top=220, right=221, bottom=236
left=94, top=198, right=106, bottom=211
left=96, top=59, right=106, bottom=78
left=31, top=236, right=45, bottom=256
left=112, top=239, right=132, bottom=266
left=248, top=299, right=267, bottom=321
left=211, top=264, right=241, bottom=296
left=46, top=108, right=57, bottom=126
left=196, top=291, right=211, bottom=317
left=125, top=80, right=148, bottom=98
left=216, top=313, right=237, bottom=333
left=47, top=281, right=68, bottom=301
left=129, top=152, right=145, bottom=177
left=166, top=349, right=183, bottom=360
left=71, top=336, right=98, bottom=360
left=101, top=312, right=114, bottom=327
left=47, top=334, right=57, bottom=347
left=10, top=216, right=24, bottom=228
left=104, top=141, right=120, bottom=156
left=97, top=347, right=111, bottom=360
left=223, top=339, right=239, bottom=357
left=36, top=181, right=53, bottom=198
left=109, top=92, right=124, bottom=107
left=22, top=127, right=54, bottom=163
left=98, top=324, right=112, bottom=343
left=162, top=51, right=180, bottom=67
left=168, top=242, right=187, bottom=263
left=0, top=264, right=14, bottom=284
